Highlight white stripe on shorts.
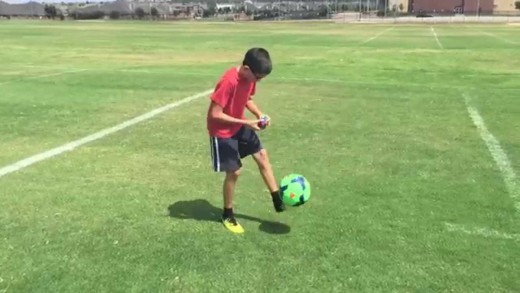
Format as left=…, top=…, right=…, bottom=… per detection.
left=209, top=137, right=214, bottom=169
left=210, top=137, right=221, bottom=172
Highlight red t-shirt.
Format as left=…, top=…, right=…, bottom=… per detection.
left=207, top=67, right=256, bottom=138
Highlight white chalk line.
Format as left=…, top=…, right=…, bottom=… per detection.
left=0, top=89, right=213, bottom=178
left=463, top=25, right=519, bottom=45
left=113, top=69, right=520, bottom=90
left=464, top=94, right=519, bottom=212
left=10, top=63, right=520, bottom=90
left=360, top=26, right=395, bottom=45
left=479, top=30, right=518, bottom=45
left=430, top=26, right=444, bottom=49
left=0, top=64, right=461, bottom=90
left=445, top=222, right=519, bottom=242
left=87, top=67, right=512, bottom=90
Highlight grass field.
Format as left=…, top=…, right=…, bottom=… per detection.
left=0, top=20, right=519, bottom=292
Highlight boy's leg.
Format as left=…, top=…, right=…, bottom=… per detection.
left=252, top=149, right=285, bottom=212
left=209, top=136, right=245, bottom=233
left=223, top=169, right=240, bottom=212
left=236, top=127, right=285, bottom=212
left=251, top=149, right=277, bottom=192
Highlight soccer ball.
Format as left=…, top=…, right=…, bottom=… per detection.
left=280, top=174, right=311, bottom=206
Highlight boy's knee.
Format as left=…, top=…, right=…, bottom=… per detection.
left=254, top=149, right=270, bottom=168
left=257, top=149, right=268, bottom=159
left=226, top=169, right=241, bottom=180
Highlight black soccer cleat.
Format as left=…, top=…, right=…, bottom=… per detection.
left=271, top=193, right=286, bottom=213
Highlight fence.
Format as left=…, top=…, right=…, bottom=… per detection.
left=332, top=11, right=520, bottom=23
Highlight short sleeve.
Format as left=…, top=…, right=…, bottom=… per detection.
left=211, top=79, right=234, bottom=108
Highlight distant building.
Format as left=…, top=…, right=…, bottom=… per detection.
left=388, top=0, right=408, bottom=12
left=408, top=0, right=494, bottom=14
left=215, top=3, right=234, bottom=10
left=493, top=0, right=517, bottom=13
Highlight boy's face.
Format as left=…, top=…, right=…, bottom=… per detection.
left=243, top=66, right=266, bottom=82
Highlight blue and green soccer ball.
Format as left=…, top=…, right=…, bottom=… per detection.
left=280, top=174, right=311, bottom=206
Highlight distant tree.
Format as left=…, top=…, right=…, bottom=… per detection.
left=399, top=3, right=404, bottom=12
left=151, top=7, right=159, bottom=18
left=135, top=7, right=145, bottom=19
left=237, top=5, right=245, bottom=13
left=109, top=10, right=120, bottom=19
left=70, top=10, right=104, bottom=20
left=515, top=1, right=520, bottom=10
left=203, top=6, right=216, bottom=17
left=205, top=0, right=216, bottom=16
left=316, top=4, right=328, bottom=16
left=44, top=4, right=58, bottom=19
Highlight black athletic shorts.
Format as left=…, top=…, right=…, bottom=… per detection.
left=209, top=126, right=263, bottom=172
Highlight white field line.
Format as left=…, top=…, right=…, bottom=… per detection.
left=107, top=69, right=479, bottom=90
left=464, top=25, right=519, bottom=45
left=360, top=26, right=395, bottom=45
left=15, top=65, right=462, bottom=89
left=111, top=70, right=520, bottom=90
left=478, top=30, right=518, bottom=45
left=9, top=64, right=520, bottom=91
left=0, top=89, right=213, bottom=178
left=464, top=94, right=519, bottom=211
left=445, top=222, right=520, bottom=241
left=0, top=69, right=88, bottom=86
left=12, top=64, right=520, bottom=91
left=430, top=26, right=444, bottom=49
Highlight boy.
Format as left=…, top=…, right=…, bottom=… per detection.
left=206, top=47, right=285, bottom=234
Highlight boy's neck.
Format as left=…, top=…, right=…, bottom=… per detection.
left=236, top=65, right=246, bottom=81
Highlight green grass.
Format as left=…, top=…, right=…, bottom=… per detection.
left=0, top=20, right=519, bottom=292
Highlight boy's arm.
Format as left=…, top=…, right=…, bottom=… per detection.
left=210, top=79, right=253, bottom=125
left=209, top=101, right=260, bottom=129
left=208, top=79, right=260, bottom=130
left=246, top=99, right=263, bottom=119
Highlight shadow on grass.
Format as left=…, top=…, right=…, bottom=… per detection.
left=168, top=199, right=290, bottom=235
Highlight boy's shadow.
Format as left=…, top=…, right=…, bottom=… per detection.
left=167, top=199, right=291, bottom=235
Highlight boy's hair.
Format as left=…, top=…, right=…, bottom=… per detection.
left=243, top=48, right=272, bottom=76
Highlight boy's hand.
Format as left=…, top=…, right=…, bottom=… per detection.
left=245, top=119, right=262, bottom=131
left=258, top=114, right=271, bottom=129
